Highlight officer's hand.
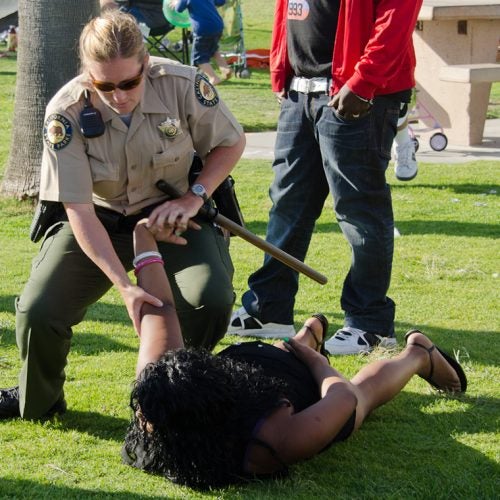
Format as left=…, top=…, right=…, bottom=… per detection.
left=121, top=283, right=163, bottom=335
left=147, top=196, right=202, bottom=241
left=328, top=84, right=372, bottom=119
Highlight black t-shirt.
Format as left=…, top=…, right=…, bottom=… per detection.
left=287, top=0, right=340, bottom=78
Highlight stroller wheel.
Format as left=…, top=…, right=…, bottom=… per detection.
left=412, top=137, right=419, bottom=153
left=430, top=132, right=448, bottom=151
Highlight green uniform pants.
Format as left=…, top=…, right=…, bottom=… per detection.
left=15, top=219, right=234, bottom=418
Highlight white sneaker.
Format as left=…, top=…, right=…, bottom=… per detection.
left=393, top=141, right=418, bottom=181
left=325, top=327, right=397, bottom=355
left=227, top=306, right=295, bottom=339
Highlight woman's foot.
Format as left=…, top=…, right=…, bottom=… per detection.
left=301, top=314, right=329, bottom=357
left=209, top=75, right=222, bottom=85
left=405, top=330, right=466, bottom=393
left=220, top=67, right=233, bottom=80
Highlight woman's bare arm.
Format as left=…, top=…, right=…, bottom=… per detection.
left=256, top=339, right=358, bottom=465
left=132, top=220, right=186, bottom=376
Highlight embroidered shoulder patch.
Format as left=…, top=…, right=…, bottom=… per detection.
left=44, top=113, right=73, bottom=150
left=194, top=73, right=219, bottom=107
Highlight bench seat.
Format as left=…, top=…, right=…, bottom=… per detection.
left=439, top=63, right=500, bottom=83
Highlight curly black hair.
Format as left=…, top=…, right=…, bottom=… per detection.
left=123, top=348, right=289, bottom=490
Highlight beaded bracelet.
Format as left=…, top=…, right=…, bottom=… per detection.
left=133, top=257, right=164, bottom=276
left=133, top=251, right=162, bottom=267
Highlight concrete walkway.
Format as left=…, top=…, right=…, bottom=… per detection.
left=243, top=118, right=500, bottom=163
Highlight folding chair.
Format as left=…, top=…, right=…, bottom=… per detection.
left=117, top=0, right=188, bottom=64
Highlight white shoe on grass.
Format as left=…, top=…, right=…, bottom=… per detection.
left=227, top=306, right=295, bottom=339
left=325, top=326, right=397, bottom=355
left=393, top=141, right=418, bottom=181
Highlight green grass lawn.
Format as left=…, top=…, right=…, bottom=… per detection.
left=1, top=160, right=499, bottom=498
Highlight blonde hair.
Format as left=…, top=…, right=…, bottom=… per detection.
left=79, top=11, right=146, bottom=69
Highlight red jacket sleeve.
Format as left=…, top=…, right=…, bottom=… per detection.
left=344, top=0, right=423, bottom=98
left=269, top=0, right=290, bottom=92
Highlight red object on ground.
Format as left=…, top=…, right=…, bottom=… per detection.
left=226, top=48, right=270, bottom=68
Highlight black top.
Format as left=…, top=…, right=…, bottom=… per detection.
left=286, top=0, right=340, bottom=78
left=219, top=341, right=355, bottom=475
left=219, top=341, right=320, bottom=410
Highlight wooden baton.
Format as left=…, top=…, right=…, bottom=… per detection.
left=155, top=180, right=328, bottom=285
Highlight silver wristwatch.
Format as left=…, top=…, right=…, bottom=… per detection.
left=190, top=183, right=208, bottom=202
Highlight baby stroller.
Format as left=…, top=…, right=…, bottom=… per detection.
left=218, top=0, right=250, bottom=78
left=408, top=92, right=448, bottom=152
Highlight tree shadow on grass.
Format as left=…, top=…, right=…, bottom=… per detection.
left=244, top=218, right=499, bottom=238
left=394, top=220, right=499, bottom=238
left=0, top=478, right=168, bottom=499
left=393, top=182, right=499, bottom=195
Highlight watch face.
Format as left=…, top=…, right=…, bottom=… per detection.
left=191, top=184, right=207, bottom=200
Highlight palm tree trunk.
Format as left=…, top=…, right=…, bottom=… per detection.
left=1, top=0, right=99, bottom=199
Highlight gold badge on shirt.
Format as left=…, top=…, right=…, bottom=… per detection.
left=158, top=117, right=182, bottom=138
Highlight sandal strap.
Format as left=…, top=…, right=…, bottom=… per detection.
left=406, top=341, right=436, bottom=381
left=304, top=325, right=321, bottom=350
left=304, top=313, right=330, bottom=361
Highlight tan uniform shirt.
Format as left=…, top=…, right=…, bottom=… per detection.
left=40, top=57, right=243, bottom=215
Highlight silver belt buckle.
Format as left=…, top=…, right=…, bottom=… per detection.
left=291, top=76, right=328, bottom=94
left=294, top=77, right=308, bottom=93
left=312, top=79, right=327, bottom=93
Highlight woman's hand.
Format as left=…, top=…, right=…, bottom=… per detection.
left=283, top=337, right=329, bottom=369
left=284, top=337, right=345, bottom=390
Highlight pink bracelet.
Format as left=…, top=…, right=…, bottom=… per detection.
left=133, top=257, right=164, bottom=276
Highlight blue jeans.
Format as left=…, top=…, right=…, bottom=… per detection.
left=243, top=91, right=399, bottom=336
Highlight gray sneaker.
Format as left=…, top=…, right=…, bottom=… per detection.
left=325, top=327, right=397, bottom=355
left=393, top=141, right=418, bottom=181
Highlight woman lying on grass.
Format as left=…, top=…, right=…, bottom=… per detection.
left=122, top=219, right=467, bottom=490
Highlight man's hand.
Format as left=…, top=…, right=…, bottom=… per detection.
left=275, top=89, right=287, bottom=104
left=329, top=84, right=372, bottom=119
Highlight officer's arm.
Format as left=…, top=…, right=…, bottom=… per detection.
left=64, top=203, right=162, bottom=334
left=194, top=133, right=246, bottom=199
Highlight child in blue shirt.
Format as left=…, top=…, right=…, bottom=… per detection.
left=171, top=0, right=232, bottom=85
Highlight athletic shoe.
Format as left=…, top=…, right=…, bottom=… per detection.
left=0, top=386, right=67, bottom=419
left=325, top=327, right=397, bottom=355
left=393, top=141, right=418, bottom=181
left=227, top=306, right=295, bottom=339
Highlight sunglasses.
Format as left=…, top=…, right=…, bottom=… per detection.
left=91, top=64, right=144, bottom=93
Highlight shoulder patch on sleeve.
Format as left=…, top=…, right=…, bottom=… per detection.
left=44, top=113, right=73, bottom=150
left=194, top=73, right=219, bottom=107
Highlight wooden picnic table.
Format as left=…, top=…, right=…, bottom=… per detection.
left=413, top=0, right=500, bottom=145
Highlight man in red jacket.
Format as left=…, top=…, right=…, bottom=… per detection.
left=229, top=0, right=423, bottom=355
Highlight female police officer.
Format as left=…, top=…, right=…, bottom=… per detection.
left=0, top=10, right=245, bottom=419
